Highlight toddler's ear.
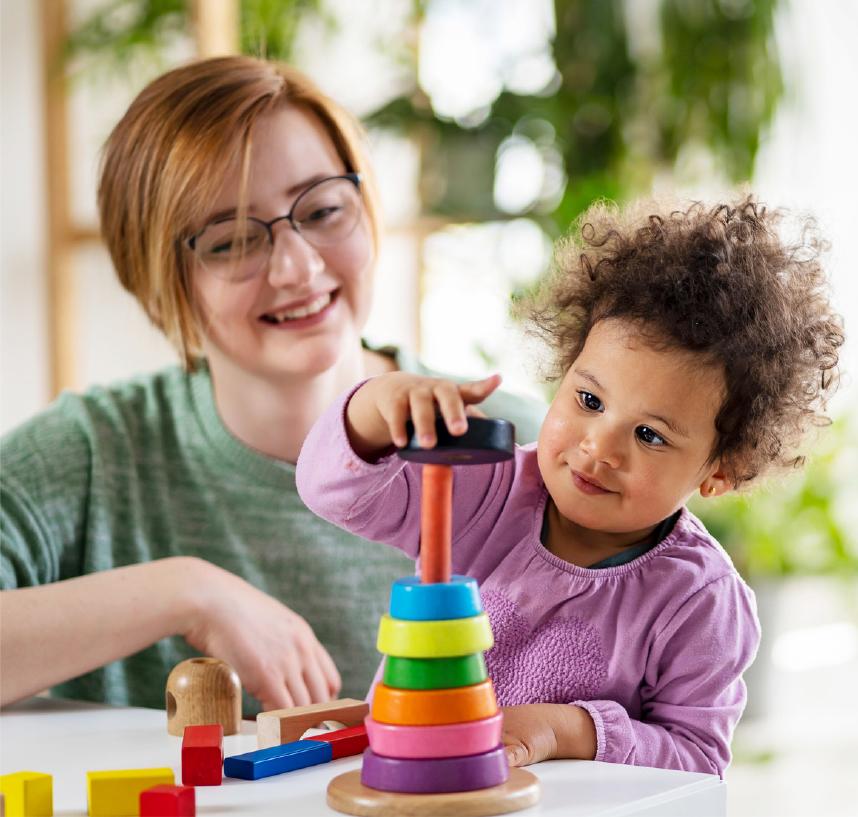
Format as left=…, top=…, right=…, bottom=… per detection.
left=699, top=464, right=731, bottom=498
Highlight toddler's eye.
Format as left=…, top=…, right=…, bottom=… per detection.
left=637, top=426, right=667, bottom=446
left=577, top=391, right=603, bottom=412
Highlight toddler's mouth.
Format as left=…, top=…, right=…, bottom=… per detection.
left=570, top=470, right=613, bottom=496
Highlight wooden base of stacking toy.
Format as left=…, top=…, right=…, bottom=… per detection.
left=327, top=767, right=540, bottom=817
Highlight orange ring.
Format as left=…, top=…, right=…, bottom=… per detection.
left=371, top=680, right=498, bottom=726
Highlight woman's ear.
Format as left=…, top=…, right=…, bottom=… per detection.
left=699, top=463, right=731, bottom=498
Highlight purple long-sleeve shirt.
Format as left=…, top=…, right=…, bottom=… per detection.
left=296, top=385, right=760, bottom=776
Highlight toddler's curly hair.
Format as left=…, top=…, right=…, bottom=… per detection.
left=520, top=195, right=844, bottom=486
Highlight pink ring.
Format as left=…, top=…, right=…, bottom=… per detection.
left=364, top=712, right=503, bottom=759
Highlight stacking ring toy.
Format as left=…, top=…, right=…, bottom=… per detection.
left=389, top=576, right=482, bottom=621
left=376, top=613, right=493, bottom=658
left=360, top=745, right=509, bottom=794
left=364, top=713, right=503, bottom=759
left=383, top=654, right=487, bottom=690
left=370, top=680, right=497, bottom=726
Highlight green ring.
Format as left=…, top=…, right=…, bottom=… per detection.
left=383, top=654, right=488, bottom=690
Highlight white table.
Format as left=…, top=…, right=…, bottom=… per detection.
left=0, top=697, right=725, bottom=816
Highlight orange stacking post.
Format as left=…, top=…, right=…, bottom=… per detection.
left=420, top=464, right=452, bottom=584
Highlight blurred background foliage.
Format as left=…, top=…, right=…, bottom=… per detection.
left=64, top=0, right=856, bottom=580
left=67, top=0, right=782, bottom=236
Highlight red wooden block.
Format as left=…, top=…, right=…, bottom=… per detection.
left=182, top=724, right=224, bottom=786
left=140, top=784, right=195, bottom=816
left=303, top=724, right=369, bottom=759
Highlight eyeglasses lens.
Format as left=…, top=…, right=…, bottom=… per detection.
left=194, top=177, right=362, bottom=281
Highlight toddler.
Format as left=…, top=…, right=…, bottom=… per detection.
left=296, top=196, right=843, bottom=776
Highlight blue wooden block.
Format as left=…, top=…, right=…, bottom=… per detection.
left=389, top=575, right=482, bottom=621
left=223, top=740, right=332, bottom=780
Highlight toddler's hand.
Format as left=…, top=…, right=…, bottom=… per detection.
left=501, top=703, right=598, bottom=767
left=346, top=372, right=502, bottom=461
left=182, top=560, right=341, bottom=712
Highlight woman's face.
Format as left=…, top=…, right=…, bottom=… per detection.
left=190, top=104, right=375, bottom=384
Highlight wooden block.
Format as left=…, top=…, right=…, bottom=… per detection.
left=256, top=699, right=369, bottom=749
left=181, top=724, right=223, bottom=786
left=224, top=741, right=332, bottom=780
left=166, top=657, right=241, bottom=736
left=327, top=766, right=541, bottom=816
left=371, top=681, right=497, bottom=726
left=139, top=784, right=195, bottom=816
left=87, top=768, right=174, bottom=817
left=303, top=724, right=369, bottom=759
left=0, top=772, right=52, bottom=817
left=364, top=713, right=503, bottom=759
left=376, top=613, right=493, bottom=659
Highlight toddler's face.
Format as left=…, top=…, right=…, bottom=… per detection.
left=537, top=318, right=728, bottom=549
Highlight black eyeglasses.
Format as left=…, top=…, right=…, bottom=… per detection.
left=186, top=173, right=363, bottom=282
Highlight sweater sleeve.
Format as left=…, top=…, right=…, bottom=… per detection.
left=1, top=397, right=93, bottom=589
left=574, top=573, right=759, bottom=777
left=297, top=383, right=424, bottom=558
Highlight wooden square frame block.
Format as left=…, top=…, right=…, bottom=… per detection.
left=0, top=771, right=52, bottom=817
left=224, top=740, right=332, bottom=780
left=257, top=699, right=370, bottom=750
left=140, top=784, right=195, bottom=817
left=327, top=767, right=540, bottom=816
left=303, top=724, right=369, bottom=759
left=182, top=724, right=223, bottom=786
left=87, top=768, right=174, bottom=817
left=376, top=613, right=493, bottom=658
left=371, top=680, right=497, bottom=726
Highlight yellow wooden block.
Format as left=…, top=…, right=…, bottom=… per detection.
left=376, top=612, right=494, bottom=658
left=86, top=768, right=174, bottom=817
left=0, top=772, right=52, bottom=817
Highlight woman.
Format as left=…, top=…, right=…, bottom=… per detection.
left=0, top=56, right=546, bottom=715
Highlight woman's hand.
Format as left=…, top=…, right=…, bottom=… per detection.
left=183, top=559, right=341, bottom=712
left=345, top=372, right=503, bottom=461
left=500, top=703, right=598, bottom=767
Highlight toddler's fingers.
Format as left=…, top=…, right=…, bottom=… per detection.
left=409, top=387, right=441, bottom=448
left=434, top=381, right=468, bottom=436
left=383, top=396, right=412, bottom=448
left=459, top=374, right=503, bottom=405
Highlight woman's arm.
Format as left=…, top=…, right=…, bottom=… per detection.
left=0, top=556, right=340, bottom=710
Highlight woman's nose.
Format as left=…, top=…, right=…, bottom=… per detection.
left=579, top=424, right=623, bottom=469
left=266, top=226, right=325, bottom=287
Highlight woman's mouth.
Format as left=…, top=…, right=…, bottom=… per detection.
left=260, top=292, right=334, bottom=325
left=570, top=470, right=613, bottom=496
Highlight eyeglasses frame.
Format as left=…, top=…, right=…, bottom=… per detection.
left=185, top=172, right=363, bottom=280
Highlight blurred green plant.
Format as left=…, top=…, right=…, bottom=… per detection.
left=64, top=0, right=324, bottom=73
left=66, top=0, right=783, bottom=237
left=688, top=412, right=858, bottom=580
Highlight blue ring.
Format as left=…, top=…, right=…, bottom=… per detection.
left=389, top=575, right=483, bottom=621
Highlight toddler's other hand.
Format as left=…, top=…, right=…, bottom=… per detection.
left=500, top=703, right=598, bottom=767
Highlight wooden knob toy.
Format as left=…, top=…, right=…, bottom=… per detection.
left=328, top=415, right=541, bottom=815
left=165, top=658, right=242, bottom=737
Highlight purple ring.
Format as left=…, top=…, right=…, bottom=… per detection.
left=360, top=745, right=509, bottom=794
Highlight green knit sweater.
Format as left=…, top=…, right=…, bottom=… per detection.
left=0, top=349, right=546, bottom=714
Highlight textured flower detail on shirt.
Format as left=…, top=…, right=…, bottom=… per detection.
left=482, top=589, right=607, bottom=705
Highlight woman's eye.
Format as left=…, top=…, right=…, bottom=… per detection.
left=577, top=391, right=603, bottom=412
left=303, top=205, right=342, bottom=224
left=636, top=426, right=667, bottom=446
